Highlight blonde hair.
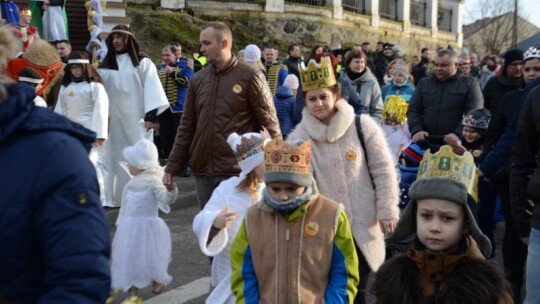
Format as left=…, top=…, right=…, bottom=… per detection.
left=0, top=27, right=18, bottom=101
left=236, top=170, right=261, bottom=201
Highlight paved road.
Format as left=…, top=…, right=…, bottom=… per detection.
left=106, top=175, right=508, bottom=304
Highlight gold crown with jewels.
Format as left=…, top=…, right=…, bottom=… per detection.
left=417, top=145, right=478, bottom=202
left=19, top=8, right=31, bottom=17
left=299, top=56, right=337, bottom=92
left=264, top=138, right=311, bottom=174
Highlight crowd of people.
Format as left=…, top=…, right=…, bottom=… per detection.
left=1, top=9, right=540, bottom=304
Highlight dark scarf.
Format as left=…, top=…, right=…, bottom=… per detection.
left=347, top=69, right=366, bottom=81
left=72, top=75, right=86, bottom=83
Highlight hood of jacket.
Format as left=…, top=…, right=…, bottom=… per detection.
left=0, top=83, right=96, bottom=150
left=497, top=71, right=523, bottom=88
left=275, top=86, right=294, bottom=99
left=299, top=98, right=354, bottom=143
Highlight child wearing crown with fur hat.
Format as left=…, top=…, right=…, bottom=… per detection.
left=373, top=146, right=513, bottom=303
left=230, top=138, right=359, bottom=303
left=461, top=108, right=497, bottom=256
left=193, top=129, right=270, bottom=304
left=109, top=139, right=178, bottom=298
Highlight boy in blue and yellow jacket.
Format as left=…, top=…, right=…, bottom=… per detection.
left=230, top=138, right=359, bottom=303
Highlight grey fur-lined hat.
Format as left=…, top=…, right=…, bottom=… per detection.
left=387, top=176, right=492, bottom=258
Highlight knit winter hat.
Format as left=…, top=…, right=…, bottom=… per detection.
left=387, top=176, right=492, bottom=258
left=462, top=108, right=491, bottom=131
left=244, top=44, right=261, bottom=63
left=264, top=138, right=312, bottom=187
left=227, top=129, right=271, bottom=180
left=503, top=49, right=524, bottom=71
left=283, top=74, right=299, bottom=90
left=399, top=141, right=429, bottom=168
left=383, top=43, right=394, bottom=51
left=122, top=139, right=159, bottom=170
left=391, top=61, right=410, bottom=79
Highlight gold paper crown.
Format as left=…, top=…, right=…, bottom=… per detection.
left=299, top=56, right=337, bottom=92
left=234, top=128, right=271, bottom=162
left=19, top=8, right=31, bottom=17
left=382, top=95, right=409, bottom=125
left=264, top=138, right=311, bottom=174
left=417, top=145, right=478, bottom=202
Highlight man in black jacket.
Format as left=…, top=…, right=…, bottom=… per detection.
left=483, top=49, right=524, bottom=117
left=411, top=47, right=433, bottom=85
left=407, top=49, right=484, bottom=150
left=283, top=44, right=302, bottom=81
left=511, top=84, right=540, bottom=304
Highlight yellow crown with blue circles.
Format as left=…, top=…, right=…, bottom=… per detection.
left=299, top=56, right=337, bottom=92
left=417, top=145, right=478, bottom=202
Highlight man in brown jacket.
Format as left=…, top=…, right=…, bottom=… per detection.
left=162, top=21, right=281, bottom=209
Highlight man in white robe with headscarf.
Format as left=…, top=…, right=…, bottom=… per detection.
left=98, top=24, right=168, bottom=207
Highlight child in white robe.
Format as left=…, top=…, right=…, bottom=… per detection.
left=54, top=50, right=109, bottom=206
left=192, top=129, right=270, bottom=304
left=111, top=139, right=178, bottom=297
left=381, top=95, right=411, bottom=162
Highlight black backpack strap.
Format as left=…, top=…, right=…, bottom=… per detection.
left=355, top=115, right=376, bottom=189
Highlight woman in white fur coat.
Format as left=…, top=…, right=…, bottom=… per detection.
left=288, top=56, right=400, bottom=304
left=192, top=130, right=269, bottom=304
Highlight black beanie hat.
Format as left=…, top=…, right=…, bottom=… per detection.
left=503, top=49, right=524, bottom=71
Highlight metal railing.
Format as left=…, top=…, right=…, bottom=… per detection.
left=410, top=1, right=426, bottom=26
left=438, top=7, right=452, bottom=31
left=379, top=0, right=397, bottom=20
left=285, top=0, right=325, bottom=6
left=342, top=0, right=366, bottom=14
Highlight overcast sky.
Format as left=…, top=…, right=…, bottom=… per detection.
left=463, top=0, right=540, bottom=28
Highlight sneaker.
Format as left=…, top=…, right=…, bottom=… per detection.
left=152, top=281, right=165, bottom=294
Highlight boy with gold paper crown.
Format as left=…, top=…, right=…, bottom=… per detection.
left=372, top=146, right=513, bottom=303
left=230, top=137, right=359, bottom=303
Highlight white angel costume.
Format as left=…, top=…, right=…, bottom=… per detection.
left=192, top=130, right=269, bottom=304
left=98, top=54, right=168, bottom=207
left=111, top=140, right=178, bottom=291
left=111, top=166, right=178, bottom=291
left=54, top=80, right=109, bottom=205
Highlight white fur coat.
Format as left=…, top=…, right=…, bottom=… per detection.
left=288, top=98, right=400, bottom=271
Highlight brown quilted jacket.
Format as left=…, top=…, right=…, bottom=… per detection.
left=165, top=56, right=281, bottom=177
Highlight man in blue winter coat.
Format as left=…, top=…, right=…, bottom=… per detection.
left=0, top=76, right=111, bottom=301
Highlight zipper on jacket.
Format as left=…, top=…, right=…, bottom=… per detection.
left=434, top=282, right=440, bottom=304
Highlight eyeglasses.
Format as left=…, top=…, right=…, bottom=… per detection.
left=70, top=66, right=83, bottom=70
